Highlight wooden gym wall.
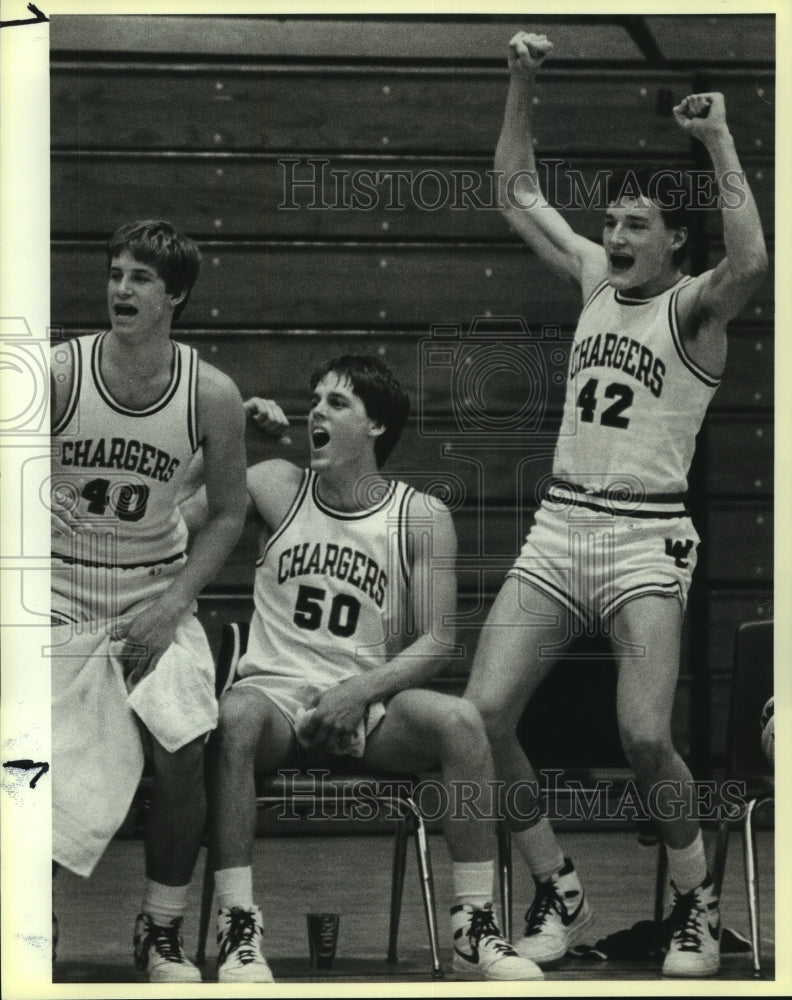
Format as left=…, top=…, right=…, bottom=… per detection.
left=50, top=13, right=774, bottom=776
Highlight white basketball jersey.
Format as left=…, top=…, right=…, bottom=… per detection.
left=553, top=277, right=720, bottom=495
left=51, top=331, right=200, bottom=566
left=238, top=470, right=415, bottom=690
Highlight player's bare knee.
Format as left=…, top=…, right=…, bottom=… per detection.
left=471, top=694, right=513, bottom=744
left=621, top=733, right=674, bottom=778
left=436, top=697, right=487, bottom=749
left=217, top=689, right=268, bottom=756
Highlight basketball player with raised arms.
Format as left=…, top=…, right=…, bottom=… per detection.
left=50, top=220, right=247, bottom=982
left=181, top=355, right=543, bottom=983
left=464, top=33, right=768, bottom=977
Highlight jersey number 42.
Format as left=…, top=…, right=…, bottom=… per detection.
left=577, top=378, right=634, bottom=429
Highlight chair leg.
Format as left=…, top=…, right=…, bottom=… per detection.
left=406, top=797, right=443, bottom=978
left=712, top=818, right=730, bottom=899
left=496, top=821, right=513, bottom=941
left=387, top=816, right=409, bottom=963
left=742, top=798, right=762, bottom=978
left=653, top=842, right=668, bottom=925
left=196, top=845, right=214, bottom=966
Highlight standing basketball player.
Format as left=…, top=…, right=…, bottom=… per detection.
left=464, top=33, right=768, bottom=977
left=182, top=355, right=543, bottom=983
left=50, top=220, right=247, bottom=982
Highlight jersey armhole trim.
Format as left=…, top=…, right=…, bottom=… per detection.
left=187, top=347, right=200, bottom=453
left=580, top=279, right=610, bottom=317
left=668, top=280, right=722, bottom=388
left=397, top=485, right=416, bottom=587
left=52, top=337, right=81, bottom=436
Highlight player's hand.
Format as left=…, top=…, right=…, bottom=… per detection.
left=508, top=31, right=553, bottom=74
left=673, top=92, right=727, bottom=139
left=244, top=397, right=291, bottom=444
left=299, top=680, right=369, bottom=751
left=115, top=601, right=181, bottom=688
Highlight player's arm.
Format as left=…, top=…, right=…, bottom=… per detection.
left=178, top=396, right=292, bottom=533
left=301, top=495, right=458, bottom=748
left=175, top=366, right=248, bottom=601
left=179, top=458, right=301, bottom=585
left=244, top=394, right=291, bottom=444
left=496, top=31, right=605, bottom=294
left=674, top=93, right=769, bottom=373
left=365, top=492, right=458, bottom=692
left=245, top=457, right=304, bottom=532
left=121, top=367, right=247, bottom=679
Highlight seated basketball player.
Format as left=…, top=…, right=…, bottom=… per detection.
left=50, top=220, right=247, bottom=982
left=464, top=32, right=768, bottom=978
left=181, top=355, right=543, bottom=983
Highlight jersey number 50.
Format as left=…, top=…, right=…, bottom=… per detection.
left=293, top=584, right=361, bottom=638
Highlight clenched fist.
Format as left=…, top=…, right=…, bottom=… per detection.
left=508, top=31, right=554, bottom=74
left=673, top=92, right=728, bottom=139
left=244, top=396, right=291, bottom=444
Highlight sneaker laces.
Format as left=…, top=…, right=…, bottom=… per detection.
left=668, top=889, right=705, bottom=953
left=524, top=878, right=564, bottom=936
left=150, top=921, right=188, bottom=965
left=224, top=909, right=261, bottom=966
left=467, top=904, right=514, bottom=956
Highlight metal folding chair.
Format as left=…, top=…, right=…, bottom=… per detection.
left=195, top=622, right=445, bottom=974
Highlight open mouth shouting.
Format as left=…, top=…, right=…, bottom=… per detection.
left=608, top=252, right=635, bottom=273
left=311, top=426, right=330, bottom=450
left=113, top=303, right=139, bottom=318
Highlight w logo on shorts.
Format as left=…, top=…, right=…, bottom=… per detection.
left=665, top=538, right=695, bottom=568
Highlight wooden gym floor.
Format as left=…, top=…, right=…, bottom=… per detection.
left=51, top=827, right=775, bottom=988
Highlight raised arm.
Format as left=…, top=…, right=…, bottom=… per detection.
left=496, top=31, right=605, bottom=294
left=674, top=93, right=768, bottom=367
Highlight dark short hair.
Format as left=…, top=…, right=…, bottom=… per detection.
left=606, top=166, right=693, bottom=265
left=310, top=355, right=411, bottom=467
left=107, top=220, right=202, bottom=321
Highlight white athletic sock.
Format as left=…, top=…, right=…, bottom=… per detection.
left=513, top=819, right=565, bottom=882
left=452, top=860, right=495, bottom=911
left=142, top=879, right=190, bottom=926
left=666, top=831, right=707, bottom=894
left=215, top=866, right=254, bottom=911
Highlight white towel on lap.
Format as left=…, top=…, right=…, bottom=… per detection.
left=51, top=614, right=217, bottom=877
left=126, top=615, right=217, bottom=753
left=51, top=628, right=144, bottom=877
